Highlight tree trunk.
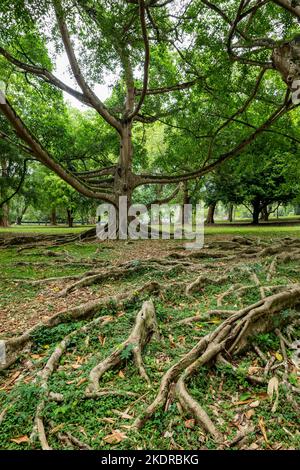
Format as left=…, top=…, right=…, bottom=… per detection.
left=112, top=122, right=135, bottom=235
left=260, top=206, right=270, bottom=222
left=51, top=207, right=57, bottom=226
left=0, top=203, right=9, bottom=227
left=67, top=209, right=74, bottom=228
left=294, top=205, right=300, bottom=216
left=227, top=204, right=233, bottom=223
left=0, top=158, right=9, bottom=227
left=182, top=182, right=191, bottom=225
left=205, top=202, right=216, bottom=224
left=16, top=205, right=28, bottom=225
left=252, top=200, right=261, bottom=225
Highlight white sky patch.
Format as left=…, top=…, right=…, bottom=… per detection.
left=54, top=52, right=113, bottom=110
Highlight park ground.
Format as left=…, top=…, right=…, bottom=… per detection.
left=0, top=224, right=299, bottom=450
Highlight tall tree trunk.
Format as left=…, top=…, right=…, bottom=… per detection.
left=260, top=206, right=270, bottom=222
left=205, top=202, right=216, bottom=224
left=294, top=205, right=300, bottom=216
left=227, top=204, right=234, bottom=223
left=114, top=122, right=135, bottom=235
left=252, top=200, right=261, bottom=225
left=0, top=158, right=9, bottom=227
left=182, top=181, right=191, bottom=225
left=50, top=207, right=57, bottom=226
left=16, top=205, right=28, bottom=225
left=0, top=203, right=9, bottom=227
left=67, top=209, right=74, bottom=228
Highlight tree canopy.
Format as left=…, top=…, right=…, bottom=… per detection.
left=0, top=0, right=300, bottom=212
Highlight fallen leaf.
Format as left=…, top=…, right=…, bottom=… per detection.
left=10, top=435, right=30, bottom=444
left=168, top=334, right=176, bottom=348
left=31, top=354, right=43, bottom=360
left=258, top=416, right=269, bottom=445
left=184, top=419, right=195, bottom=429
left=178, top=335, right=186, bottom=345
left=112, top=409, right=133, bottom=420
left=249, top=400, right=260, bottom=408
left=101, top=417, right=116, bottom=424
left=77, top=377, right=87, bottom=387
left=118, top=370, right=125, bottom=379
left=98, top=335, right=106, bottom=347
left=275, top=352, right=283, bottom=361
left=103, top=430, right=127, bottom=444
left=245, top=409, right=255, bottom=419
left=248, top=366, right=260, bottom=375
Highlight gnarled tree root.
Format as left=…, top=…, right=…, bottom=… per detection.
left=31, top=314, right=113, bottom=450
left=134, top=286, right=300, bottom=442
left=86, top=300, right=159, bottom=394
left=0, top=281, right=161, bottom=371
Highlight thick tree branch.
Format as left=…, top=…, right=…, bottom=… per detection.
left=135, top=79, right=198, bottom=95
left=272, top=0, right=300, bottom=19
left=128, top=0, right=150, bottom=119
left=207, top=67, right=267, bottom=159
left=145, top=184, right=181, bottom=209
left=135, top=101, right=290, bottom=185
left=52, top=0, right=122, bottom=132
left=0, top=47, right=91, bottom=107
left=0, top=158, right=28, bottom=208
left=0, top=129, right=35, bottom=156
left=0, top=99, right=114, bottom=203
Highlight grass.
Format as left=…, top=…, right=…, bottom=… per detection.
left=0, top=225, right=94, bottom=234
left=1, top=222, right=300, bottom=238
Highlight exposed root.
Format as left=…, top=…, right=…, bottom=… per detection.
left=56, top=264, right=153, bottom=297
left=0, top=280, right=161, bottom=370
left=85, top=390, right=138, bottom=399
left=217, top=284, right=243, bottom=306
left=185, top=275, right=230, bottom=296
left=63, top=432, right=92, bottom=450
left=250, top=273, right=266, bottom=299
left=31, top=314, right=113, bottom=449
left=177, top=310, right=236, bottom=324
left=267, top=256, right=277, bottom=282
left=134, top=286, right=300, bottom=437
left=86, top=300, right=158, bottom=394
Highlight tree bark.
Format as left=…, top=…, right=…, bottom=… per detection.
left=67, top=209, right=74, bottom=228
left=0, top=158, right=9, bottom=227
left=0, top=203, right=9, bottom=227
left=205, top=202, right=216, bottom=224
left=16, top=205, right=28, bottom=225
left=252, top=200, right=261, bottom=225
left=227, top=204, right=234, bottom=223
left=260, top=206, right=270, bottom=222
left=51, top=207, right=57, bottom=226
left=182, top=182, right=191, bottom=225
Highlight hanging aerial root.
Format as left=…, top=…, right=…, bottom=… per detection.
left=86, top=300, right=159, bottom=395
left=31, top=314, right=113, bottom=450
left=134, top=285, right=300, bottom=441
